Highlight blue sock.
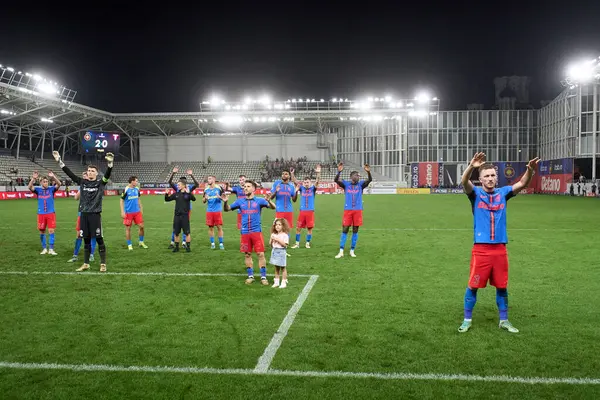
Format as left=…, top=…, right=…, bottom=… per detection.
left=49, top=233, right=55, bottom=249
left=171, top=232, right=175, bottom=242
left=260, top=267, right=267, bottom=278
left=218, top=237, right=223, bottom=244
left=306, top=234, right=312, bottom=243
left=74, top=238, right=82, bottom=256
left=295, top=233, right=301, bottom=243
left=91, top=238, right=97, bottom=255
left=139, top=235, right=144, bottom=243
left=210, top=237, right=215, bottom=244
left=247, top=267, right=254, bottom=277
left=40, top=233, right=47, bottom=249
left=496, top=288, right=508, bottom=320
left=127, top=240, right=132, bottom=246
left=464, top=287, right=478, bottom=320
left=351, top=232, right=358, bottom=250
left=182, top=233, right=187, bottom=242
left=339, top=232, right=348, bottom=249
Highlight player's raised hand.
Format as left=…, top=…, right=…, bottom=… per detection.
left=264, top=192, right=272, bottom=200
left=315, top=164, right=321, bottom=173
left=527, top=157, right=540, bottom=171
left=220, top=193, right=229, bottom=202
left=275, top=185, right=281, bottom=192
left=469, top=152, right=486, bottom=168
left=32, top=171, right=39, bottom=180
left=337, top=162, right=344, bottom=172
left=364, top=163, right=371, bottom=173
left=186, top=169, right=193, bottom=175
left=52, top=151, right=61, bottom=162
left=290, top=167, right=295, bottom=174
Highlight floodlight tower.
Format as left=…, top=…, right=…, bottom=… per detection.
left=562, top=56, right=600, bottom=181
left=0, top=64, right=77, bottom=102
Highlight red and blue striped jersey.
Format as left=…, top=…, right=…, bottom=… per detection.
left=270, top=180, right=295, bottom=212
left=230, top=197, right=270, bottom=234
left=468, top=186, right=515, bottom=244
left=298, top=185, right=316, bottom=211
left=33, top=186, right=57, bottom=215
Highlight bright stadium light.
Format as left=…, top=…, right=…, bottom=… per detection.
left=219, top=115, right=243, bottom=126
left=415, top=92, right=431, bottom=103
left=564, top=57, right=600, bottom=87
left=259, top=95, right=271, bottom=105
left=385, top=95, right=392, bottom=102
left=40, top=118, right=53, bottom=123
left=244, top=97, right=253, bottom=105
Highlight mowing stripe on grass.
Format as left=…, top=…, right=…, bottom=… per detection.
left=254, top=275, right=319, bottom=373
left=0, top=271, right=316, bottom=278
left=0, top=361, right=598, bottom=385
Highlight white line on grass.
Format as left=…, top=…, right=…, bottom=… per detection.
left=0, top=225, right=586, bottom=232
left=0, top=361, right=598, bottom=385
left=254, top=275, right=319, bottom=373
left=0, top=271, right=316, bottom=278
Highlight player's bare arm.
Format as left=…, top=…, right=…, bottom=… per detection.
left=28, top=171, right=38, bottom=192
left=48, top=171, right=61, bottom=190
left=221, top=194, right=232, bottom=211
left=290, top=167, right=299, bottom=185
left=334, top=163, right=345, bottom=188
left=462, top=152, right=485, bottom=195
left=362, top=164, right=373, bottom=188
left=187, top=169, right=199, bottom=190
left=512, top=157, right=540, bottom=194
left=266, top=198, right=276, bottom=209
left=53, top=151, right=81, bottom=184
left=315, top=164, right=321, bottom=187
left=119, top=197, right=126, bottom=219
left=74, top=191, right=81, bottom=200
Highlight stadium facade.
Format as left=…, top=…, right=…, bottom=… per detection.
left=0, top=65, right=599, bottom=185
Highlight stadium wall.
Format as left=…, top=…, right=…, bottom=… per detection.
left=139, top=134, right=328, bottom=162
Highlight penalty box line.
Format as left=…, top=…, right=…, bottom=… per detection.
left=0, top=271, right=316, bottom=278
left=0, top=361, right=598, bottom=385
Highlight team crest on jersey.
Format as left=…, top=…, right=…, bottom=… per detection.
left=504, top=165, right=515, bottom=178
left=84, top=132, right=92, bottom=142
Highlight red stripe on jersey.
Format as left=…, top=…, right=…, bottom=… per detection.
left=489, top=195, right=495, bottom=241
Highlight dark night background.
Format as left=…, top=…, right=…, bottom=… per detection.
left=1, top=1, right=599, bottom=113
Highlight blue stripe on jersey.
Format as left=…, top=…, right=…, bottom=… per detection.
left=204, top=186, right=223, bottom=212
left=299, top=185, right=316, bottom=211
left=34, top=186, right=57, bottom=215
left=342, top=180, right=366, bottom=210
left=230, top=197, right=269, bottom=234
left=121, top=186, right=141, bottom=213
left=469, top=185, right=515, bottom=244
left=270, top=180, right=295, bottom=212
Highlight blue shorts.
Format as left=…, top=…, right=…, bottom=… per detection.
left=270, top=248, right=287, bottom=267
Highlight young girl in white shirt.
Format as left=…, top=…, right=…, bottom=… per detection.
left=270, top=218, right=290, bottom=288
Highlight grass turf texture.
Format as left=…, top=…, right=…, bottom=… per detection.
left=0, top=194, right=599, bottom=399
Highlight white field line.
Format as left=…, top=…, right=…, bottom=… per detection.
left=0, top=225, right=585, bottom=232
left=0, top=361, right=598, bottom=385
left=254, top=275, right=319, bottom=373
left=0, top=271, right=316, bottom=278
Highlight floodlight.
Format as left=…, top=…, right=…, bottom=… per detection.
left=209, top=95, right=221, bottom=105
left=332, top=98, right=338, bottom=102
left=259, top=95, right=271, bottom=105
left=385, top=95, right=392, bottom=102
left=219, top=115, right=243, bottom=126
left=415, top=92, right=431, bottom=103
left=320, top=99, right=325, bottom=102
left=367, top=96, right=374, bottom=102
left=6, top=67, right=14, bottom=72
left=563, top=57, right=600, bottom=87
left=244, top=97, right=253, bottom=104
left=40, top=118, right=53, bottom=123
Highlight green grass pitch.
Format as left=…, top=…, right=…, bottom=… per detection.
left=0, top=193, right=599, bottom=399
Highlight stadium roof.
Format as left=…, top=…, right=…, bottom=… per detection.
left=0, top=81, right=442, bottom=139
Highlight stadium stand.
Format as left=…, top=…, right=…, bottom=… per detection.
left=0, top=155, right=381, bottom=185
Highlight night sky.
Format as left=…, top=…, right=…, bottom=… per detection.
left=1, top=1, right=599, bottom=113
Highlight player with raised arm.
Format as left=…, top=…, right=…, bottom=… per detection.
left=458, top=152, right=539, bottom=334
left=290, top=165, right=321, bottom=248
left=223, top=181, right=276, bottom=285
left=229, top=175, right=247, bottom=230
left=53, top=150, right=113, bottom=272
left=121, top=176, right=148, bottom=250
left=266, top=170, right=297, bottom=228
left=334, top=162, right=372, bottom=258
left=67, top=172, right=96, bottom=263
left=165, top=181, right=196, bottom=252
left=203, top=175, right=225, bottom=249
left=167, top=166, right=199, bottom=248
left=28, top=170, right=61, bottom=255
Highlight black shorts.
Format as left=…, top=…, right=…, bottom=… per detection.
left=80, top=213, right=103, bottom=239
left=173, top=214, right=191, bottom=236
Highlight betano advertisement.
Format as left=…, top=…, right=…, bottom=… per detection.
left=411, top=162, right=444, bottom=187
left=535, top=158, right=573, bottom=194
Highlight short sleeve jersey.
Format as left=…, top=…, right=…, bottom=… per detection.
left=468, top=185, right=515, bottom=244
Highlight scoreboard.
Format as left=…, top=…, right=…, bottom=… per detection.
left=82, top=131, right=120, bottom=154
